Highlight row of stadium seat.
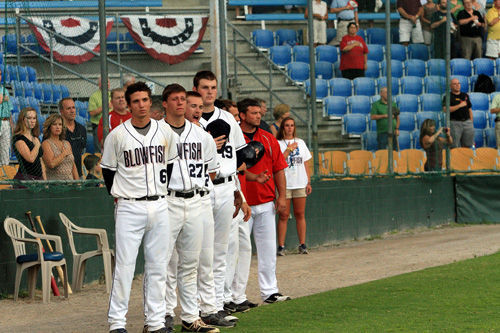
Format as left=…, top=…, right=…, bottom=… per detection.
left=1, top=64, right=37, bottom=83
left=9, top=82, right=70, bottom=105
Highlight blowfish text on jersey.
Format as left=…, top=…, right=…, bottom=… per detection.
left=123, top=145, right=166, bottom=167
left=177, top=142, right=202, bottom=160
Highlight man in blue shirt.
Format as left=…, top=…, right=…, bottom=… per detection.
left=0, top=68, right=13, bottom=166
left=330, top=0, right=359, bottom=46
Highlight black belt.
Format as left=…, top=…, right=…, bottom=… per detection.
left=200, top=190, right=209, bottom=197
left=337, top=18, right=354, bottom=22
left=212, top=175, right=233, bottom=185
left=124, top=195, right=165, bottom=201
left=167, top=190, right=199, bottom=199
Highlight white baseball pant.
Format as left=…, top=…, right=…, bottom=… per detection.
left=165, top=194, right=204, bottom=323
left=0, top=119, right=11, bottom=166
left=108, top=198, right=170, bottom=332
left=165, top=248, right=178, bottom=317
left=198, top=192, right=218, bottom=316
left=224, top=210, right=243, bottom=304
left=229, top=213, right=252, bottom=304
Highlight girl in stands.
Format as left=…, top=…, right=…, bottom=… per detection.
left=12, top=107, right=46, bottom=180
left=276, top=116, right=312, bottom=256
left=420, top=118, right=453, bottom=171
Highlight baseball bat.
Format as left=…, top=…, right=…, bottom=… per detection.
left=35, top=215, right=73, bottom=294
left=25, top=211, right=60, bottom=297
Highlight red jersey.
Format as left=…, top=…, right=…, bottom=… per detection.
left=97, top=110, right=132, bottom=143
left=242, top=127, right=288, bottom=206
left=339, top=34, right=368, bottom=70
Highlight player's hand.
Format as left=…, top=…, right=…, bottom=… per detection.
left=306, top=183, right=312, bottom=195
left=233, top=191, right=243, bottom=218
left=241, top=202, right=251, bottom=222
left=256, top=169, right=270, bottom=184
left=213, top=134, right=227, bottom=150
left=289, top=142, right=298, bottom=151
left=237, top=162, right=247, bottom=172
left=276, top=196, right=287, bottom=215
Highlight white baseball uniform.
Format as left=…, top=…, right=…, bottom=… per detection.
left=101, top=119, right=177, bottom=331
left=199, top=107, right=247, bottom=311
left=163, top=120, right=218, bottom=323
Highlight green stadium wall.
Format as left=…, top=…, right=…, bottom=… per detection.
left=0, top=175, right=498, bottom=294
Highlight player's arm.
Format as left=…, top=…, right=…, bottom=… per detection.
left=245, top=169, right=270, bottom=184
left=274, top=169, right=287, bottom=215
left=102, top=168, right=115, bottom=194
left=100, top=130, right=118, bottom=194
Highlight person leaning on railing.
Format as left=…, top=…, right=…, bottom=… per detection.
left=420, top=118, right=453, bottom=171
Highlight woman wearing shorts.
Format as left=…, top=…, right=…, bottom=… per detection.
left=276, top=117, right=312, bottom=256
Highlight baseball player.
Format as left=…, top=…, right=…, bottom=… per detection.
left=193, top=71, right=248, bottom=323
left=161, top=84, right=229, bottom=333
left=236, top=98, right=291, bottom=304
left=100, top=82, right=178, bottom=333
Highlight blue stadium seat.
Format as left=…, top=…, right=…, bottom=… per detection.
left=472, top=110, right=488, bottom=129
left=315, top=61, right=334, bottom=80
left=12, top=81, right=23, bottom=98
left=26, top=66, right=37, bottom=83
left=86, top=134, right=95, bottom=154
left=473, top=58, right=495, bottom=76
left=353, top=77, right=376, bottom=96
left=324, top=96, right=348, bottom=119
left=365, top=60, right=381, bottom=78
left=11, top=96, right=20, bottom=114
left=326, top=28, right=337, bottom=44
left=270, top=45, right=292, bottom=67
left=357, top=29, right=366, bottom=40
left=32, top=83, right=43, bottom=100
left=121, top=32, right=143, bottom=52
left=391, top=27, right=399, bottom=44
left=38, top=114, right=45, bottom=133
left=27, top=96, right=40, bottom=114
left=17, top=66, right=28, bottom=82
left=362, top=131, right=378, bottom=151
left=2, top=34, right=22, bottom=54
left=26, top=34, right=45, bottom=55
left=0, top=53, right=3, bottom=66
left=377, top=77, right=399, bottom=95
left=252, top=29, right=274, bottom=50
left=416, top=111, right=440, bottom=129
left=493, top=76, right=500, bottom=92
left=334, top=61, right=341, bottom=77
left=382, top=59, right=403, bottom=78
left=367, top=44, right=384, bottom=62
left=305, top=79, right=328, bottom=100
left=401, top=76, right=423, bottom=95
left=427, top=58, right=446, bottom=76
left=398, top=130, right=412, bottom=150
left=292, top=45, right=310, bottom=63
left=316, top=45, right=338, bottom=63
left=408, top=43, right=430, bottom=61
left=469, top=92, right=489, bottom=111
left=485, top=128, right=497, bottom=147
left=6, top=64, right=17, bottom=82
left=75, top=101, right=88, bottom=119
left=390, top=44, right=407, bottom=61
left=41, top=83, right=52, bottom=103
left=329, top=78, right=352, bottom=97
left=75, top=115, right=87, bottom=126
left=60, top=85, right=70, bottom=98
left=404, top=59, right=426, bottom=77
left=366, top=27, right=386, bottom=45
left=18, top=97, right=29, bottom=111
left=343, top=114, right=367, bottom=135
left=275, top=29, right=298, bottom=46
left=412, top=130, right=422, bottom=149
left=396, top=94, right=419, bottom=113
left=399, top=113, right=416, bottom=132
left=22, top=81, right=33, bottom=98
left=348, top=95, right=371, bottom=114
left=452, top=75, right=470, bottom=93
left=424, top=76, right=447, bottom=94
left=420, top=93, right=443, bottom=112
left=489, top=113, right=496, bottom=127
left=107, top=31, right=119, bottom=53
left=451, top=58, right=472, bottom=76
left=51, top=84, right=62, bottom=104
left=287, top=62, right=309, bottom=83
left=474, top=129, right=485, bottom=148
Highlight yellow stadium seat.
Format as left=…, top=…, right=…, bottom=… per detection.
left=371, top=157, right=398, bottom=175
left=349, top=150, right=373, bottom=162
left=398, top=149, right=425, bottom=174
left=346, top=159, right=370, bottom=176
left=321, top=150, right=347, bottom=175
left=450, top=148, right=472, bottom=171
left=475, top=147, right=499, bottom=164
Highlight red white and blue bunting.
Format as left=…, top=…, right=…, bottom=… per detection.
left=28, top=16, right=114, bottom=64
left=120, top=15, right=208, bottom=64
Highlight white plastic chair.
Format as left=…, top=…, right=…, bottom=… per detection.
left=3, top=217, right=69, bottom=303
left=59, top=213, right=114, bottom=293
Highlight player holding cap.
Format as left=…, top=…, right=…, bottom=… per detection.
left=101, top=82, right=178, bottom=333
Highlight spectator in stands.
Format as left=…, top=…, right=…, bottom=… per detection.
left=276, top=116, right=312, bottom=256
left=88, top=76, right=111, bottom=154
left=255, top=98, right=273, bottom=133
left=271, top=103, right=291, bottom=137
left=445, top=78, right=474, bottom=148
left=59, top=98, right=86, bottom=179
left=12, top=107, right=45, bottom=181
left=421, top=0, right=438, bottom=46
left=458, top=0, right=485, bottom=60
left=97, top=88, right=131, bottom=146
left=285, top=4, right=303, bottom=13
left=83, top=153, right=102, bottom=181
left=431, top=0, right=459, bottom=59
left=329, top=0, right=359, bottom=46
left=123, top=74, right=135, bottom=90
left=149, top=99, right=165, bottom=121
left=489, top=94, right=500, bottom=148
left=0, top=68, right=13, bottom=166
left=397, top=0, right=425, bottom=46
left=450, top=0, right=464, bottom=19
left=42, top=114, right=79, bottom=180
left=471, top=0, right=485, bottom=17
left=339, top=22, right=368, bottom=80
left=485, top=0, right=500, bottom=59
left=370, top=87, right=400, bottom=150
left=304, top=0, right=328, bottom=47
left=420, top=119, right=452, bottom=171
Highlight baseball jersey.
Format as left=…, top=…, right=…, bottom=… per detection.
left=100, top=119, right=178, bottom=198
left=167, top=120, right=219, bottom=192
left=242, top=128, right=288, bottom=206
left=199, top=107, right=247, bottom=179
left=97, top=110, right=132, bottom=143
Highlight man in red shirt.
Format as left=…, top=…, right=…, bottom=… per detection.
left=237, top=98, right=291, bottom=304
left=97, top=88, right=131, bottom=146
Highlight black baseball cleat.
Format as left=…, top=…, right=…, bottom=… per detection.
left=143, top=325, right=173, bottom=333
left=264, top=292, right=291, bottom=304
left=223, top=302, right=237, bottom=314
left=201, top=312, right=236, bottom=327
left=165, top=314, right=175, bottom=332
left=237, top=299, right=258, bottom=309
left=226, top=301, right=250, bottom=313
left=181, top=319, right=220, bottom=332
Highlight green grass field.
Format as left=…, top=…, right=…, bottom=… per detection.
left=211, top=252, right=500, bottom=332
